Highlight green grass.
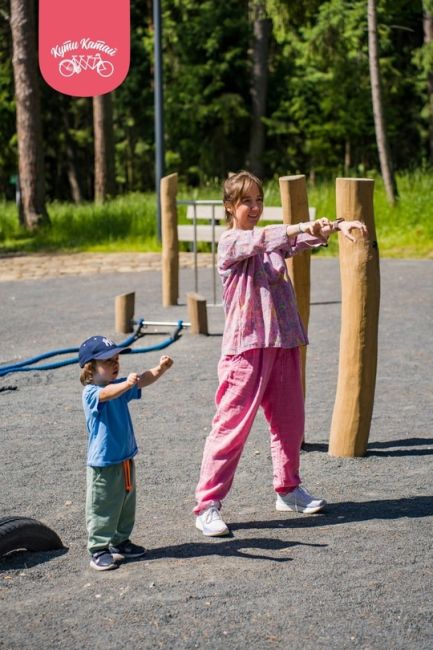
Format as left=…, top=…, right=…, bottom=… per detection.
left=265, top=170, right=433, bottom=258
left=0, top=193, right=160, bottom=253
left=1, top=171, right=432, bottom=257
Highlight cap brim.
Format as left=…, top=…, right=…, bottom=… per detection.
left=94, top=346, right=131, bottom=360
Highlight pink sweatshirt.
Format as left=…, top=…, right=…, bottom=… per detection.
left=218, top=225, right=324, bottom=356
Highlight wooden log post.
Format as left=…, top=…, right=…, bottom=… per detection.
left=115, top=292, right=135, bottom=333
left=161, top=173, right=179, bottom=306
left=329, top=178, right=380, bottom=457
left=187, top=292, right=208, bottom=335
left=278, top=175, right=312, bottom=398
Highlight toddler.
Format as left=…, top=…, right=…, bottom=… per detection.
left=79, top=335, right=173, bottom=570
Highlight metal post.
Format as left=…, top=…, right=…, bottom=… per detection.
left=193, top=202, right=198, bottom=292
left=176, top=198, right=222, bottom=304
left=153, top=0, right=164, bottom=241
left=211, top=203, right=216, bottom=305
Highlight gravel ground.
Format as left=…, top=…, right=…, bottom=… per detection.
left=0, top=258, right=432, bottom=650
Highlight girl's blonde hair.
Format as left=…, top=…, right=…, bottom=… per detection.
left=80, top=360, right=96, bottom=386
left=223, top=170, right=263, bottom=227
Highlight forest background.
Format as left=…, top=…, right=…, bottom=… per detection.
left=1, top=0, right=433, bottom=257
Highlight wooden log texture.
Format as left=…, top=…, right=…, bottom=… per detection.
left=278, top=175, right=311, bottom=397
left=115, top=292, right=135, bottom=333
left=187, top=292, right=208, bottom=335
left=329, top=177, right=380, bottom=457
left=161, top=173, right=179, bottom=306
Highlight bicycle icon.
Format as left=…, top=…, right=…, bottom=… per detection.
left=58, top=53, right=114, bottom=78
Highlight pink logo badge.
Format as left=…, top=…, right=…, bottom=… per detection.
left=39, top=0, right=130, bottom=97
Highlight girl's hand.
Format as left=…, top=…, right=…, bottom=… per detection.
left=158, top=355, right=174, bottom=372
left=338, top=220, right=368, bottom=242
left=302, top=217, right=332, bottom=242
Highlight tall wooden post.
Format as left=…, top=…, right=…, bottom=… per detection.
left=279, top=175, right=311, bottom=397
left=329, top=178, right=380, bottom=457
left=161, top=173, right=179, bottom=306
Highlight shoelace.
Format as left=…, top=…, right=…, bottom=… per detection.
left=204, top=507, right=220, bottom=523
left=295, top=487, right=318, bottom=505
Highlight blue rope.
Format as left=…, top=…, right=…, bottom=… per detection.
left=0, top=320, right=183, bottom=378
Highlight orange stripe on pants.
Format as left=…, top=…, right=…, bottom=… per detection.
left=122, top=459, right=132, bottom=492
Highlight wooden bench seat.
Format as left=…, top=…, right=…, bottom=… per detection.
left=177, top=224, right=227, bottom=243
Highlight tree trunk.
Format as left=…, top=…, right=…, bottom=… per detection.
left=93, top=93, right=116, bottom=202
left=10, top=0, right=49, bottom=229
left=247, top=1, right=271, bottom=178
left=66, top=144, right=83, bottom=204
left=423, top=3, right=433, bottom=164
left=127, top=128, right=135, bottom=190
left=62, top=110, right=83, bottom=204
left=344, top=140, right=351, bottom=175
left=367, top=0, right=398, bottom=205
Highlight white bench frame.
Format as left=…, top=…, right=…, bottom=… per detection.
left=176, top=200, right=316, bottom=304
left=178, top=204, right=317, bottom=243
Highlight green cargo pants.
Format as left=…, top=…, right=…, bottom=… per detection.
left=86, top=459, right=136, bottom=555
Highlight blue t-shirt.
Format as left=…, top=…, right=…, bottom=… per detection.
left=82, top=379, right=141, bottom=467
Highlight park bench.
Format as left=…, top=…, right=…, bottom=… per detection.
left=177, top=203, right=317, bottom=244
left=175, top=200, right=317, bottom=304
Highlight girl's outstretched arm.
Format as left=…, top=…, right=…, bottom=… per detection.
left=285, top=218, right=331, bottom=255
left=218, top=225, right=293, bottom=270
left=320, top=219, right=368, bottom=242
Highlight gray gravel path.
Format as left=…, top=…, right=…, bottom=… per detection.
left=0, top=258, right=432, bottom=650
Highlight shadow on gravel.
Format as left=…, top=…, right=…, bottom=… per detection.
left=367, top=437, right=433, bottom=457
left=301, top=443, right=329, bottom=452
left=302, top=437, right=433, bottom=457
left=145, top=538, right=327, bottom=563
left=230, top=495, right=433, bottom=533
left=0, top=547, right=68, bottom=570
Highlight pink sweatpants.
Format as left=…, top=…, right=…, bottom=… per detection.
left=194, top=346, right=304, bottom=514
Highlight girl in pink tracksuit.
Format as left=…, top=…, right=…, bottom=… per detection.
left=194, top=170, right=367, bottom=536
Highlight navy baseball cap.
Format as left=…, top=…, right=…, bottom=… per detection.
left=78, top=335, right=130, bottom=367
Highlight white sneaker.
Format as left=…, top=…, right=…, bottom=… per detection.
left=276, top=486, right=327, bottom=514
left=195, top=505, right=229, bottom=536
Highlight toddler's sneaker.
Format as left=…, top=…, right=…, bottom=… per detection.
left=109, top=539, right=146, bottom=561
left=89, top=549, right=118, bottom=571
left=276, top=486, right=327, bottom=514
left=195, top=505, right=229, bottom=537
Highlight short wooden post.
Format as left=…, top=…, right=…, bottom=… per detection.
left=161, top=173, right=179, bottom=306
left=278, top=174, right=311, bottom=398
left=329, top=178, right=380, bottom=457
left=187, top=292, right=208, bottom=335
left=115, top=292, right=135, bottom=333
